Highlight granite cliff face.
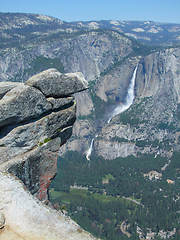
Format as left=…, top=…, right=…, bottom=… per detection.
left=0, top=69, right=97, bottom=239
left=0, top=30, right=132, bottom=83
left=60, top=47, right=180, bottom=161
left=93, top=47, right=180, bottom=159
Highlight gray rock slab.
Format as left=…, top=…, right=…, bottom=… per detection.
left=0, top=82, right=24, bottom=100
left=47, top=96, right=74, bottom=110
left=25, top=68, right=88, bottom=97
left=0, top=172, right=96, bottom=240
left=0, top=103, right=76, bottom=164
left=0, top=84, right=52, bottom=127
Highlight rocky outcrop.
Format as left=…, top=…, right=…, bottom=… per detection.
left=0, top=69, right=97, bottom=239
left=25, top=69, right=88, bottom=97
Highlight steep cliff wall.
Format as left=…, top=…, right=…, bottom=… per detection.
left=0, top=30, right=132, bottom=83
left=0, top=69, right=97, bottom=239
left=94, top=47, right=180, bottom=159
left=59, top=47, right=180, bottom=160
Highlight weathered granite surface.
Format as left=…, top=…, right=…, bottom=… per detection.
left=0, top=69, right=97, bottom=239
left=0, top=82, right=24, bottom=99
left=0, top=84, right=52, bottom=127
left=25, top=69, right=88, bottom=97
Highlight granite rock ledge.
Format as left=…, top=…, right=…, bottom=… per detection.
left=0, top=69, right=97, bottom=240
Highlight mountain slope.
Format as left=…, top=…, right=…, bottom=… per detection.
left=1, top=12, right=180, bottom=48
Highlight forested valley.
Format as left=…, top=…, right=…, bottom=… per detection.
left=50, top=151, right=180, bottom=239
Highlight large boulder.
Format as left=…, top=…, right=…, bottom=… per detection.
left=0, top=68, right=87, bottom=128
left=0, top=84, right=52, bottom=127
left=25, top=68, right=88, bottom=97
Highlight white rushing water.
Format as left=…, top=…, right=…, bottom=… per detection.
left=107, top=65, right=138, bottom=123
left=86, top=134, right=98, bottom=161
left=86, top=66, right=138, bottom=161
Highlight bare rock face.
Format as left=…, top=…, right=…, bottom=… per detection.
left=0, top=84, right=52, bottom=127
left=0, top=69, right=97, bottom=239
left=25, top=68, right=88, bottom=97
left=60, top=47, right=180, bottom=161
left=0, top=82, right=24, bottom=99
left=93, top=48, right=180, bottom=159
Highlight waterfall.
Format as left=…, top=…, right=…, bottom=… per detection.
left=86, top=139, right=94, bottom=161
left=86, top=134, right=98, bottom=161
left=86, top=65, right=138, bottom=160
left=107, top=65, right=138, bottom=123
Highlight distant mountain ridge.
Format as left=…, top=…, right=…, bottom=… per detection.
left=1, top=12, right=180, bottom=47
left=72, top=20, right=180, bottom=46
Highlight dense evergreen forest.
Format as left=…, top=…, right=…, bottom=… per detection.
left=50, top=151, right=180, bottom=239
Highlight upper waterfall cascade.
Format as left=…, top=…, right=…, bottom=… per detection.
left=107, top=65, right=138, bottom=123
left=86, top=65, right=138, bottom=161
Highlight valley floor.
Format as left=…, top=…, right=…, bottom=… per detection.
left=49, top=150, right=180, bottom=239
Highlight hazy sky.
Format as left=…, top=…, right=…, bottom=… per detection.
left=1, top=0, right=180, bottom=24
